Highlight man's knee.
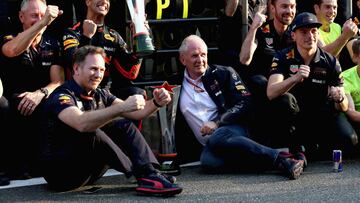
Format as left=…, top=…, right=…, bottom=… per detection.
left=272, top=93, right=299, bottom=116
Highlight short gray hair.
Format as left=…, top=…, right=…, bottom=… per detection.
left=20, top=0, right=47, bottom=11
left=179, top=35, right=207, bottom=54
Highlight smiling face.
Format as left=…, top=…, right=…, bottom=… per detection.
left=271, top=0, right=296, bottom=26
left=86, top=0, right=110, bottom=17
left=179, top=36, right=208, bottom=80
left=292, top=27, right=319, bottom=51
left=74, top=53, right=105, bottom=92
left=314, top=0, right=337, bottom=26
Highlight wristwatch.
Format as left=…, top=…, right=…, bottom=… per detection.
left=40, top=88, right=48, bottom=98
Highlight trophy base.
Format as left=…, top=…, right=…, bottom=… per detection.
left=133, top=33, right=155, bottom=57
left=157, top=153, right=181, bottom=176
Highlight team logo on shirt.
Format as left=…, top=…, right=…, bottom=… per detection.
left=104, top=34, right=115, bottom=42
left=261, top=24, right=270, bottom=33
left=236, top=85, right=245, bottom=90
left=313, top=67, right=326, bottom=76
left=265, top=38, right=273, bottom=46
left=270, top=57, right=279, bottom=71
left=290, top=65, right=299, bottom=73
left=58, top=94, right=71, bottom=105
left=271, top=61, right=278, bottom=68
left=232, top=72, right=237, bottom=80
left=286, top=49, right=295, bottom=59
left=354, top=17, right=359, bottom=25
left=3, top=35, right=13, bottom=41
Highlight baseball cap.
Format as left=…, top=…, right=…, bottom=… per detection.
left=291, top=12, right=322, bottom=31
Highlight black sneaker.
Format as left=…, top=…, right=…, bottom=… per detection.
left=276, top=152, right=304, bottom=180
left=293, top=152, right=307, bottom=168
left=136, top=172, right=183, bottom=196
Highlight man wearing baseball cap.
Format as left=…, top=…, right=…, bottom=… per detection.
left=267, top=12, right=358, bottom=162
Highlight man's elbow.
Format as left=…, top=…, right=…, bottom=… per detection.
left=239, top=55, right=251, bottom=65
left=266, top=89, right=277, bottom=101
left=76, top=123, right=97, bottom=133
left=2, top=46, right=18, bottom=58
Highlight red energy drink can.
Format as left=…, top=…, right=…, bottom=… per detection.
left=333, top=150, right=343, bottom=172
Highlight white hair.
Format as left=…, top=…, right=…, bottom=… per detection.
left=179, top=35, right=207, bottom=54
left=20, top=0, right=47, bottom=11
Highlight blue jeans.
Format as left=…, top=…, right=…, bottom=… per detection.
left=200, top=124, right=279, bottom=171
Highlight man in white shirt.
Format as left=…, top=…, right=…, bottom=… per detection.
left=174, top=35, right=305, bottom=180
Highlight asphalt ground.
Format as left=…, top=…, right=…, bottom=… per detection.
left=1, top=159, right=360, bottom=203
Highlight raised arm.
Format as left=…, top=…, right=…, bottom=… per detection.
left=2, top=5, right=62, bottom=57
left=267, top=65, right=310, bottom=100
left=320, top=19, right=358, bottom=57
left=239, top=11, right=266, bottom=65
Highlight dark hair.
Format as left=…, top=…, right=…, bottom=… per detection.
left=270, top=0, right=277, bottom=5
left=314, top=0, right=338, bottom=6
left=314, top=0, right=322, bottom=6
left=352, top=38, right=360, bottom=56
left=72, top=45, right=105, bottom=66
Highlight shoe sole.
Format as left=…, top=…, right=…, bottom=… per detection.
left=136, top=187, right=183, bottom=197
left=289, top=160, right=304, bottom=180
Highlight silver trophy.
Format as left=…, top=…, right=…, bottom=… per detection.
left=142, top=82, right=181, bottom=175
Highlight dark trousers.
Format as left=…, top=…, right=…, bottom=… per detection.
left=43, top=119, right=159, bottom=192
left=273, top=93, right=358, bottom=159
left=247, top=75, right=297, bottom=148
left=200, top=124, right=278, bottom=172
left=6, top=94, right=44, bottom=178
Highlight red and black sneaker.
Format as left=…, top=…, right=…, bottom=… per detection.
left=276, top=151, right=304, bottom=180
left=136, top=172, right=183, bottom=196
left=293, top=152, right=307, bottom=168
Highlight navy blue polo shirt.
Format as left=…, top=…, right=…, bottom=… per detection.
left=0, top=33, right=61, bottom=98
left=249, top=19, right=294, bottom=77
left=269, top=46, right=343, bottom=111
left=42, top=79, right=116, bottom=160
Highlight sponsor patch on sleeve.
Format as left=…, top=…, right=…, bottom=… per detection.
left=236, top=85, right=245, bottom=90
left=58, top=94, right=71, bottom=105
left=3, top=35, right=13, bottom=41
left=104, top=34, right=115, bottom=42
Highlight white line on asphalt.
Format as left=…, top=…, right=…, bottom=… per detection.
left=0, top=169, right=122, bottom=190
left=0, top=161, right=201, bottom=190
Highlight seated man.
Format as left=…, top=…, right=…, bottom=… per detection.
left=173, top=35, right=304, bottom=180
left=1, top=0, right=64, bottom=179
left=267, top=12, right=357, bottom=160
left=41, top=45, right=182, bottom=196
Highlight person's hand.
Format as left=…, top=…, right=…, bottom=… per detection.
left=200, top=121, right=218, bottom=136
left=122, top=94, right=146, bottom=112
left=17, top=90, right=44, bottom=116
left=250, top=10, right=267, bottom=30
left=294, top=65, right=310, bottom=82
left=328, top=86, right=344, bottom=103
left=42, top=5, right=63, bottom=27
left=82, top=19, right=97, bottom=38
left=153, top=88, right=171, bottom=107
left=342, top=19, right=358, bottom=40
